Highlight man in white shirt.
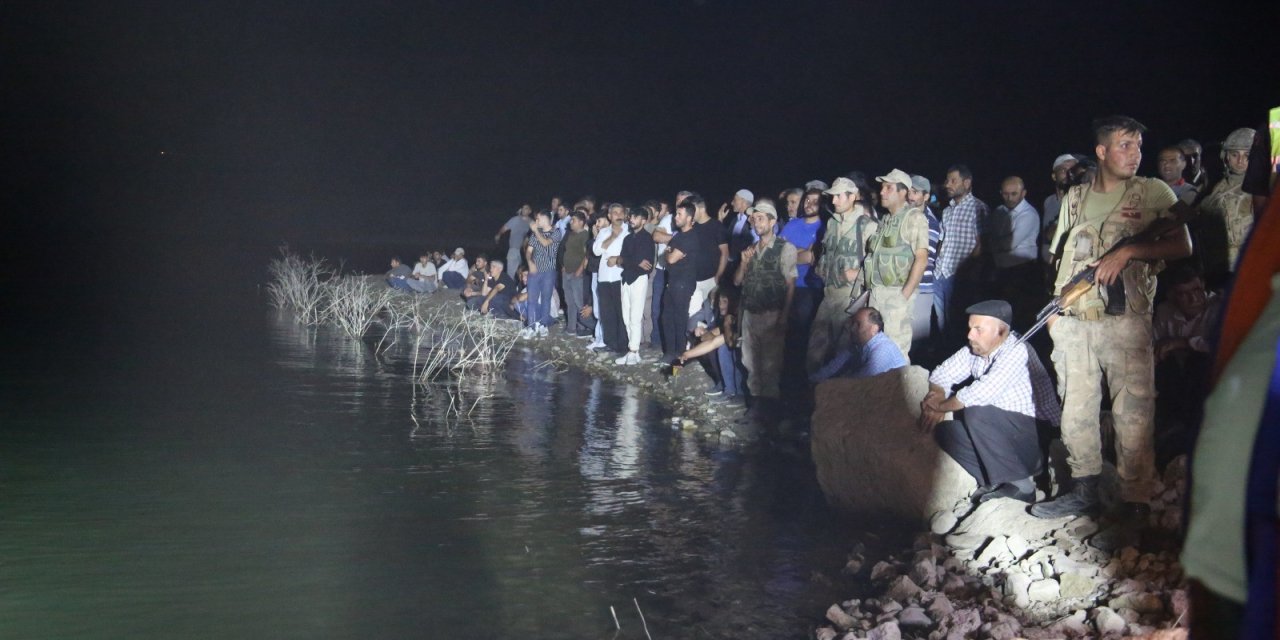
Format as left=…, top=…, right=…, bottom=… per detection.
left=592, top=204, right=630, bottom=354
left=988, top=176, right=1041, bottom=322
left=406, top=254, right=438, bottom=293
left=440, top=248, right=470, bottom=289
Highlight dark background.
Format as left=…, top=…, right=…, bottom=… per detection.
left=3, top=0, right=1277, bottom=297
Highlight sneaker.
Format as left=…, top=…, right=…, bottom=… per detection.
left=536, top=323, right=548, bottom=337
left=586, top=340, right=605, bottom=350
left=625, top=352, right=640, bottom=365
left=519, top=327, right=535, bottom=339
left=1029, top=475, right=1100, bottom=518
left=704, top=389, right=724, bottom=397
left=614, top=353, right=630, bottom=365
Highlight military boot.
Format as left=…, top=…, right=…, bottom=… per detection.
left=1029, top=475, right=1100, bottom=518
left=1089, top=502, right=1152, bottom=552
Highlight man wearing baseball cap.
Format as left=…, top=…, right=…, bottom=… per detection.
left=865, top=169, right=930, bottom=359
left=919, top=300, right=1060, bottom=504
left=733, top=200, right=797, bottom=407
left=807, top=174, right=878, bottom=374
left=1042, top=154, right=1080, bottom=263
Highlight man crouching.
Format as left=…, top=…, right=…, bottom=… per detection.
left=918, top=300, right=1061, bottom=504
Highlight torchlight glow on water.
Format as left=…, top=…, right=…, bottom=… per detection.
left=1, top=263, right=854, bottom=639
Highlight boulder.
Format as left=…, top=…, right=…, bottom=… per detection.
left=811, top=366, right=976, bottom=523
left=952, top=499, right=1066, bottom=542
left=1027, top=578, right=1060, bottom=603
left=1092, top=607, right=1126, bottom=635
left=826, top=603, right=858, bottom=630
left=867, top=620, right=902, bottom=640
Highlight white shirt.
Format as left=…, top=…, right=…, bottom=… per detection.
left=441, top=258, right=469, bottom=277
left=592, top=225, right=629, bottom=283
left=412, top=262, right=437, bottom=279
left=989, top=199, right=1040, bottom=268
left=654, top=213, right=673, bottom=269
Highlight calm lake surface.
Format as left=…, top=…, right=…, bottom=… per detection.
left=1, top=240, right=855, bottom=639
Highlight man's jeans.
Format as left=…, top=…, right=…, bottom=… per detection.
left=527, top=270, right=555, bottom=328
left=649, top=267, right=666, bottom=346
left=932, top=275, right=956, bottom=333
left=562, top=271, right=589, bottom=335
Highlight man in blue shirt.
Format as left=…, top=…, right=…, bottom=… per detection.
left=810, top=307, right=907, bottom=383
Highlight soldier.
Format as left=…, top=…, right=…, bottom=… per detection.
left=865, top=169, right=930, bottom=358
left=1033, top=116, right=1193, bottom=528
left=733, top=201, right=797, bottom=402
left=1199, top=127, right=1257, bottom=271
left=807, top=175, right=878, bottom=373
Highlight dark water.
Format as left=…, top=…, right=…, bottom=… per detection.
left=1, top=239, right=853, bottom=639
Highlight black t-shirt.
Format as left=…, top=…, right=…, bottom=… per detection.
left=666, top=229, right=699, bottom=286
left=491, top=273, right=516, bottom=297
left=694, top=219, right=727, bottom=281
left=620, top=229, right=655, bottom=284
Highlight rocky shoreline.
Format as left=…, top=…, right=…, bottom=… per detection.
left=814, top=458, right=1190, bottom=640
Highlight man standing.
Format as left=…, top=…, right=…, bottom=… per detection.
left=733, top=201, right=796, bottom=402
left=561, top=212, right=592, bottom=336
left=1042, top=154, right=1080, bottom=263
left=935, top=164, right=989, bottom=335
left=690, top=195, right=728, bottom=315
left=1177, top=139, right=1208, bottom=195
left=809, top=307, right=908, bottom=383
left=593, top=204, right=630, bottom=354
left=866, top=169, right=930, bottom=358
left=612, top=208, right=655, bottom=365
left=988, top=176, right=1041, bottom=320
left=908, top=176, right=941, bottom=349
left=779, top=188, right=826, bottom=382
left=1200, top=127, right=1257, bottom=271
left=720, top=189, right=757, bottom=267
left=920, top=300, right=1061, bottom=504
left=808, top=176, right=877, bottom=373
left=495, top=204, right=533, bottom=277
left=648, top=193, right=685, bottom=347
left=661, top=201, right=700, bottom=363
left=1033, top=116, right=1192, bottom=524
left=1156, top=146, right=1199, bottom=205
left=521, top=210, right=562, bottom=338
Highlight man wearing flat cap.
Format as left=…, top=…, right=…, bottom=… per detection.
left=866, top=169, right=930, bottom=358
left=807, top=175, right=878, bottom=374
left=919, top=300, right=1061, bottom=504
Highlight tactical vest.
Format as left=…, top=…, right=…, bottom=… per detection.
left=867, top=206, right=919, bottom=288
left=1055, top=177, right=1168, bottom=319
left=1200, top=174, right=1253, bottom=269
left=741, top=238, right=789, bottom=313
left=818, top=212, right=872, bottom=294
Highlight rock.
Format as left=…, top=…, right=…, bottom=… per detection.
left=814, top=626, right=839, bottom=640
left=1052, top=555, right=1100, bottom=578
left=1027, top=578, right=1060, bottom=603
left=945, top=532, right=988, bottom=555
left=931, top=509, right=959, bottom=535
left=1170, top=588, right=1190, bottom=619
left=867, top=620, right=901, bottom=640
left=845, top=554, right=866, bottom=575
left=943, top=608, right=981, bottom=639
left=982, top=615, right=1023, bottom=640
left=1047, top=609, right=1089, bottom=636
left=1111, top=578, right=1145, bottom=595
left=1093, top=606, right=1126, bottom=635
left=952, top=499, right=1065, bottom=543
left=940, top=573, right=967, bottom=596
left=1109, top=592, right=1163, bottom=614
left=870, top=561, right=898, bottom=583
left=811, top=367, right=977, bottom=522
left=910, top=558, right=937, bottom=589
left=1058, top=571, right=1097, bottom=599
left=1003, top=572, right=1032, bottom=609
left=826, top=603, right=858, bottom=630
left=926, top=594, right=954, bottom=619
left=974, top=535, right=1013, bottom=568
left=898, top=606, right=932, bottom=629
left=1004, top=534, right=1029, bottom=560
left=885, top=575, right=923, bottom=602
left=879, top=600, right=903, bottom=615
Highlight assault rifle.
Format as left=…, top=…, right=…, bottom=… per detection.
left=1013, top=209, right=1190, bottom=348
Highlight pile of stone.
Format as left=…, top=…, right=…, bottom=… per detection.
left=814, top=457, right=1191, bottom=639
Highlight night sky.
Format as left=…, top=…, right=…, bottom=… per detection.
left=5, top=1, right=1278, bottom=259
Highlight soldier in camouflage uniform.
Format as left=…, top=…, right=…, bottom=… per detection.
left=865, top=169, right=930, bottom=359
left=807, top=175, right=878, bottom=373
left=1032, top=116, right=1193, bottom=525
left=734, top=201, right=797, bottom=400
left=1199, top=127, right=1256, bottom=271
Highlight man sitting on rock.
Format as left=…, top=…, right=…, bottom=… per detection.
left=918, top=300, right=1061, bottom=504
left=809, top=307, right=907, bottom=383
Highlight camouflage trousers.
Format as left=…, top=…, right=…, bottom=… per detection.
left=807, top=285, right=855, bottom=373
left=868, top=287, right=916, bottom=360
left=1050, top=314, right=1157, bottom=502
left=742, top=308, right=785, bottom=399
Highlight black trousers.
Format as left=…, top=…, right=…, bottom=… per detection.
left=597, top=280, right=626, bottom=353
left=662, top=281, right=695, bottom=361
left=935, top=404, right=1042, bottom=486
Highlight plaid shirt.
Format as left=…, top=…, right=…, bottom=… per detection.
left=936, top=193, right=988, bottom=279
left=929, top=337, right=1061, bottom=424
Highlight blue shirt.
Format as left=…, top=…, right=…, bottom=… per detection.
left=809, top=331, right=907, bottom=383
left=779, top=216, right=825, bottom=288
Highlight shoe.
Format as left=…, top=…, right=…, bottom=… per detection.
left=536, top=323, right=548, bottom=337
left=1089, top=502, right=1152, bottom=552
left=614, top=353, right=630, bottom=365
left=519, top=327, right=535, bottom=339
left=704, top=389, right=724, bottom=397
left=976, top=483, right=1035, bottom=504
left=586, top=341, right=605, bottom=350
left=625, top=352, right=640, bottom=365
left=970, top=484, right=999, bottom=503
left=1029, top=475, right=1100, bottom=518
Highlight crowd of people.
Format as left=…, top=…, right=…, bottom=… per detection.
left=390, top=115, right=1271, bottom=538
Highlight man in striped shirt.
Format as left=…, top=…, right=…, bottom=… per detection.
left=934, top=165, right=989, bottom=337
left=919, top=300, right=1060, bottom=504
left=909, top=175, right=942, bottom=354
